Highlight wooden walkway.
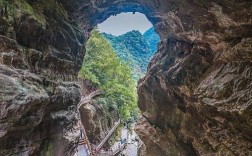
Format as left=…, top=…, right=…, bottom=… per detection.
left=78, top=90, right=103, bottom=109
left=77, top=90, right=103, bottom=156
left=77, top=119, right=122, bottom=156
left=95, top=119, right=121, bottom=152
left=111, top=144, right=126, bottom=155
left=76, top=90, right=123, bottom=156
left=97, top=144, right=126, bottom=156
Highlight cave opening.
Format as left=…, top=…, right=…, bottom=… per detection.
left=76, top=12, right=160, bottom=156
left=1, top=0, right=251, bottom=155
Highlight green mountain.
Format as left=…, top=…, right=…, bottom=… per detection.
left=102, top=27, right=160, bottom=80
left=79, top=29, right=138, bottom=121
left=143, top=27, right=160, bottom=53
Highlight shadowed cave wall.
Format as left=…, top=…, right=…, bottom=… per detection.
left=0, top=0, right=251, bottom=155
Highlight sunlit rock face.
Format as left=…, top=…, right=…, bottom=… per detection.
left=135, top=2, right=252, bottom=155
left=0, top=0, right=251, bottom=155
left=0, top=1, right=83, bottom=155
left=79, top=100, right=119, bottom=147
left=137, top=36, right=252, bottom=155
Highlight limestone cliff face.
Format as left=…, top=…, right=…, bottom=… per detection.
left=134, top=1, right=252, bottom=155
left=0, top=0, right=251, bottom=155
left=79, top=100, right=119, bottom=147
left=0, top=0, right=84, bottom=155
left=137, top=37, right=252, bottom=155
left=78, top=81, right=119, bottom=147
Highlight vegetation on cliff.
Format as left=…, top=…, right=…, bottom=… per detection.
left=102, top=27, right=159, bottom=80
left=79, top=28, right=138, bottom=121
left=143, top=27, right=160, bottom=53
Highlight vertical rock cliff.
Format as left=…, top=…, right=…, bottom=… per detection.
left=134, top=1, right=252, bottom=155
left=0, top=0, right=85, bottom=155
left=79, top=99, right=119, bottom=146
left=136, top=37, right=252, bottom=155
left=0, top=0, right=251, bottom=155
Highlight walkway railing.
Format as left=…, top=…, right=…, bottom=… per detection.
left=111, top=144, right=126, bottom=155
left=77, top=90, right=103, bottom=156
left=97, top=144, right=126, bottom=156
left=76, top=90, right=123, bottom=156
left=77, top=90, right=103, bottom=109
left=95, top=119, right=121, bottom=152
left=80, top=123, right=93, bottom=155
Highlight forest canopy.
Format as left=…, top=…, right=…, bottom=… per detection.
left=78, top=28, right=138, bottom=121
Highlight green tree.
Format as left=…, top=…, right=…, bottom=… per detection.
left=102, top=28, right=160, bottom=80
left=79, top=28, right=138, bottom=121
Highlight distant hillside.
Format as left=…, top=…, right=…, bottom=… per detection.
left=102, top=27, right=160, bottom=80
left=143, top=27, right=160, bottom=53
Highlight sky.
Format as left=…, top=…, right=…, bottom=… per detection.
left=98, top=12, right=152, bottom=36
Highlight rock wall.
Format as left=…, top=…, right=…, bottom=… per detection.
left=0, top=0, right=251, bottom=155
left=78, top=80, right=119, bottom=147
left=136, top=37, right=252, bottom=155
left=79, top=99, right=119, bottom=147
left=134, top=1, right=252, bottom=155
left=0, top=0, right=85, bottom=155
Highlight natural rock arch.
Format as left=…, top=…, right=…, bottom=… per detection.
left=0, top=0, right=251, bottom=155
